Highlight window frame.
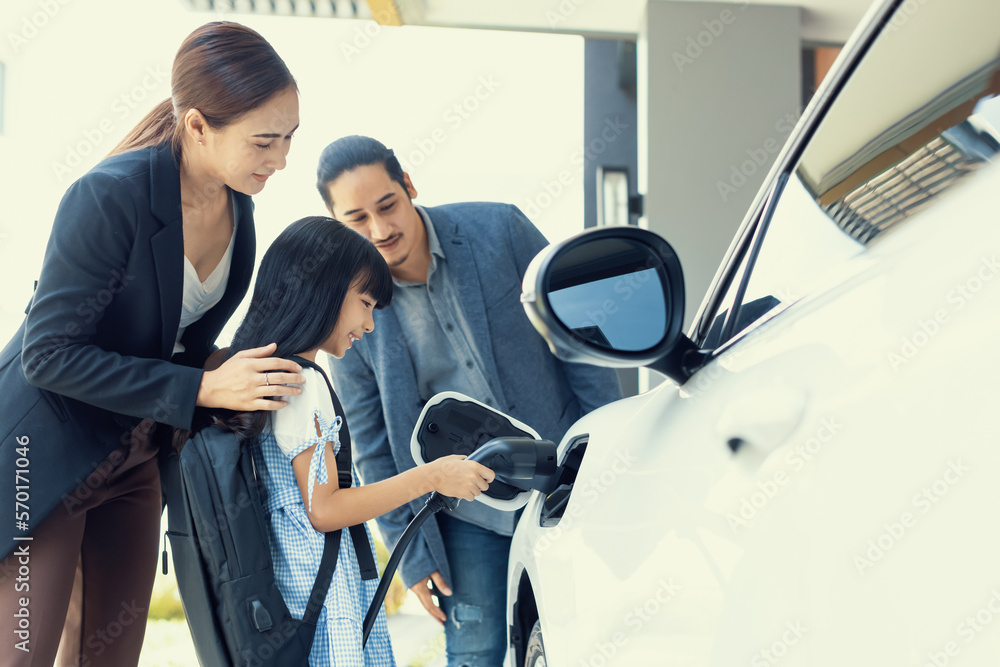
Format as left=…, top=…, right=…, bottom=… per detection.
left=686, top=0, right=902, bottom=359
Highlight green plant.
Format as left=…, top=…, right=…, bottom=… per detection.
left=147, top=581, right=185, bottom=621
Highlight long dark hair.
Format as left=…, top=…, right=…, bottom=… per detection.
left=110, top=21, right=296, bottom=158
left=316, top=135, right=408, bottom=210
left=215, top=217, right=393, bottom=439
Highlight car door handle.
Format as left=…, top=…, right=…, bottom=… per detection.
left=715, top=384, right=808, bottom=465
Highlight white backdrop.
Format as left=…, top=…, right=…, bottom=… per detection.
left=0, top=0, right=585, bottom=345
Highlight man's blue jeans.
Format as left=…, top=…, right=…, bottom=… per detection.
left=436, top=512, right=512, bottom=667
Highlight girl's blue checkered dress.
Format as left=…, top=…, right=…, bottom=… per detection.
left=251, top=367, right=395, bottom=666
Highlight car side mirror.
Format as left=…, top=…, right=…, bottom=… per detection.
left=520, top=225, right=698, bottom=384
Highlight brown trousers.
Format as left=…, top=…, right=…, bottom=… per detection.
left=0, top=420, right=162, bottom=666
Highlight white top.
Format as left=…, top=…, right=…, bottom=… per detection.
left=269, top=367, right=343, bottom=511
left=172, top=203, right=238, bottom=355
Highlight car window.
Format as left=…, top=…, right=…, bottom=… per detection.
left=706, top=0, right=1000, bottom=348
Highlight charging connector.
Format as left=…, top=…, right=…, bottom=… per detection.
left=363, top=436, right=559, bottom=645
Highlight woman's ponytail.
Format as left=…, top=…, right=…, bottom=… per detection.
left=107, top=98, right=176, bottom=158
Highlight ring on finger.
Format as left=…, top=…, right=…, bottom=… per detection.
left=264, top=372, right=270, bottom=387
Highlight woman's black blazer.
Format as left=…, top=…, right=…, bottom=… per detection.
left=0, top=142, right=256, bottom=555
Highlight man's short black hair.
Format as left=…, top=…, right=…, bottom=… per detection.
left=316, top=135, right=408, bottom=210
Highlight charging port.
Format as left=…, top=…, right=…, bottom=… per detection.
left=539, top=435, right=589, bottom=527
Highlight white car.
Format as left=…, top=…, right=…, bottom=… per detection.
left=506, top=0, right=1000, bottom=664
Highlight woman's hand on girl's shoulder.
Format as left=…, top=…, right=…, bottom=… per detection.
left=196, top=342, right=306, bottom=411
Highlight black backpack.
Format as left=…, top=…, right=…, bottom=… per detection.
left=161, top=356, right=378, bottom=666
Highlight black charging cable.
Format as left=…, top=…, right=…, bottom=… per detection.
left=361, top=437, right=558, bottom=645
left=361, top=493, right=448, bottom=644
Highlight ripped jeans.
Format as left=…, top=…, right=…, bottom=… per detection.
left=437, top=512, right=512, bottom=667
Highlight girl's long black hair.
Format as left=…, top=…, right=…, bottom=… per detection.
left=209, top=216, right=393, bottom=440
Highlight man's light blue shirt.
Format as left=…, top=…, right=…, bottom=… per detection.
left=390, top=206, right=515, bottom=536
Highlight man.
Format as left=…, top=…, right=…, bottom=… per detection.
left=317, top=135, right=622, bottom=666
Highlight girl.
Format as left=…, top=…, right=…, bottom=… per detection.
left=0, top=21, right=302, bottom=666
left=220, top=216, right=494, bottom=665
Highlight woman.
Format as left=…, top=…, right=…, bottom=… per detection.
left=218, top=217, right=493, bottom=665
left=0, top=21, right=302, bottom=665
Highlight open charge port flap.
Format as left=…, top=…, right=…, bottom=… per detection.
left=539, top=435, right=589, bottom=527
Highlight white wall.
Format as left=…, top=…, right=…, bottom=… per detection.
left=639, top=1, right=801, bottom=329
left=0, top=0, right=586, bottom=344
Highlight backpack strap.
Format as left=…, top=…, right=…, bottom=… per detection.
left=289, top=356, right=378, bottom=581
left=290, top=356, right=354, bottom=489
left=348, top=523, right=378, bottom=581
left=302, top=529, right=342, bottom=627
